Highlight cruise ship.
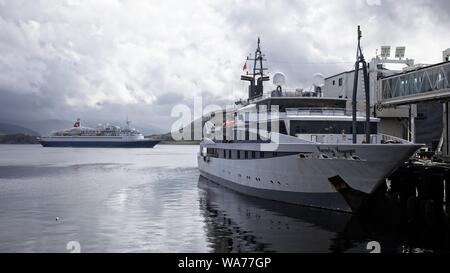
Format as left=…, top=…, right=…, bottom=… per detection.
left=40, top=118, right=159, bottom=148
left=197, top=39, right=422, bottom=213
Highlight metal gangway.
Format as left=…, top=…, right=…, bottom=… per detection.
left=379, top=61, right=450, bottom=106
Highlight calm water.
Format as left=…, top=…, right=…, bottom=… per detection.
left=0, top=144, right=448, bottom=253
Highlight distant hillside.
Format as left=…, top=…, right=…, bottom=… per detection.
left=0, top=134, right=39, bottom=144
left=0, top=122, right=40, bottom=136
left=13, top=119, right=73, bottom=136
left=146, top=132, right=174, bottom=141
left=146, top=115, right=210, bottom=145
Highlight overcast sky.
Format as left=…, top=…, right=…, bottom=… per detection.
left=1, top=0, right=449, bottom=133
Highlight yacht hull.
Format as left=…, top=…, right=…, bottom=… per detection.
left=198, top=142, right=421, bottom=212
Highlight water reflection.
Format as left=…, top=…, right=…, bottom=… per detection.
left=198, top=176, right=369, bottom=253
left=199, top=175, right=450, bottom=253
left=1, top=145, right=450, bottom=252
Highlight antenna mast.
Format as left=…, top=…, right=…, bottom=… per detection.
left=351, top=26, right=371, bottom=144
left=241, top=37, right=270, bottom=100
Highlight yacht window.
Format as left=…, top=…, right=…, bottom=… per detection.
left=232, top=150, right=238, bottom=159
left=252, top=151, right=256, bottom=158
left=332, top=80, right=335, bottom=85
left=245, top=151, right=248, bottom=159
left=338, top=78, right=343, bottom=86
left=279, top=121, right=288, bottom=135
left=295, top=126, right=306, bottom=134
left=290, top=121, right=377, bottom=135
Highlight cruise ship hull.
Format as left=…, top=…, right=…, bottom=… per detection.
left=198, top=142, right=421, bottom=213
left=40, top=139, right=159, bottom=148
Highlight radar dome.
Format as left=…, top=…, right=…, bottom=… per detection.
left=273, top=72, right=286, bottom=86
left=312, top=73, right=325, bottom=87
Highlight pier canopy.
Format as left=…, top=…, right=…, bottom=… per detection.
left=380, top=61, right=450, bottom=105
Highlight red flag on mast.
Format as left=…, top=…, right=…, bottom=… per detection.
left=242, top=61, right=247, bottom=71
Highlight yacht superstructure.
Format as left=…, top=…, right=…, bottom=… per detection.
left=198, top=39, right=422, bottom=213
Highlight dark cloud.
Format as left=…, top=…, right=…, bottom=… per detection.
left=0, top=0, right=449, bottom=133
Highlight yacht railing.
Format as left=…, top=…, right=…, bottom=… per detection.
left=296, top=133, right=410, bottom=144
left=378, top=133, right=411, bottom=144
left=247, top=89, right=322, bottom=103
left=286, top=107, right=366, bottom=117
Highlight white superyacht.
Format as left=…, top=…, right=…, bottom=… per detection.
left=198, top=39, right=421, bottom=213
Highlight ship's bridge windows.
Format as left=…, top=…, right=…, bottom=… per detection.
left=290, top=121, right=377, bottom=135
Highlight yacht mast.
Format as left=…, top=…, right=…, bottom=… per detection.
left=351, top=26, right=371, bottom=144
left=240, top=37, right=270, bottom=101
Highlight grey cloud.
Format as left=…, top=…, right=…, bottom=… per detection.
left=0, top=0, right=449, bottom=133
